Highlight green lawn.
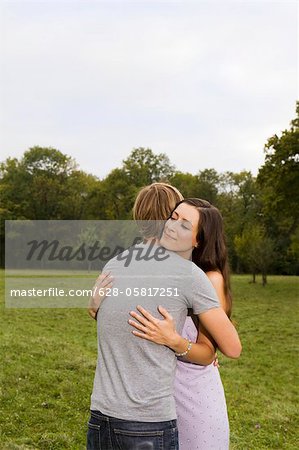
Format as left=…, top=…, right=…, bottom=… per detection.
left=0, top=272, right=298, bottom=449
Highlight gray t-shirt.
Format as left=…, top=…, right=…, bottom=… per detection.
left=90, top=242, right=220, bottom=421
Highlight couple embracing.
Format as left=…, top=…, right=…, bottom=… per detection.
left=87, top=182, right=242, bottom=450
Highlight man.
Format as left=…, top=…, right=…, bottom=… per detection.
left=87, top=183, right=241, bottom=450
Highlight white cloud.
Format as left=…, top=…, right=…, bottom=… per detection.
left=0, top=0, right=297, bottom=177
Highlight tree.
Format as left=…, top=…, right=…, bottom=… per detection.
left=257, top=102, right=299, bottom=273
left=257, top=103, right=299, bottom=235
left=123, top=148, right=175, bottom=187
left=0, top=147, right=78, bottom=220
left=216, top=171, right=261, bottom=272
left=235, top=225, right=275, bottom=285
left=169, top=172, right=198, bottom=198
left=22, top=146, right=76, bottom=175
left=0, top=146, right=102, bottom=220
left=100, top=168, right=137, bottom=219
left=196, top=169, right=220, bottom=204
left=0, top=157, right=29, bottom=220
left=63, top=170, right=100, bottom=220
left=287, top=226, right=299, bottom=275
left=77, top=225, right=99, bottom=272
left=170, top=169, right=221, bottom=202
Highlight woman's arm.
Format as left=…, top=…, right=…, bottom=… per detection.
left=129, top=271, right=241, bottom=361
left=197, top=272, right=241, bottom=359
left=129, top=306, right=216, bottom=365
left=198, top=271, right=242, bottom=358
left=189, top=272, right=230, bottom=364
left=88, top=272, right=113, bottom=319
left=198, top=308, right=241, bottom=358
left=205, top=271, right=228, bottom=313
left=129, top=303, right=241, bottom=362
left=172, top=270, right=235, bottom=363
left=194, top=271, right=228, bottom=355
left=171, top=271, right=230, bottom=364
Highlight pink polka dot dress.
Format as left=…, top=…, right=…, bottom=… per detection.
left=174, top=317, right=229, bottom=450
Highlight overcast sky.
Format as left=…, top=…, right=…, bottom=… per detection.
left=0, top=0, right=297, bottom=178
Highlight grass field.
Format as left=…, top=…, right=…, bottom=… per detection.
left=0, top=272, right=298, bottom=449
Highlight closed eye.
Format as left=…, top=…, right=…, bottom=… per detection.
left=169, top=212, right=192, bottom=230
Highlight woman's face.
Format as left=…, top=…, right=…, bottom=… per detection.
left=160, top=202, right=199, bottom=258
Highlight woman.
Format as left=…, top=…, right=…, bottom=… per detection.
left=89, top=186, right=240, bottom=449
left=128, top=198, right=233, bottom=449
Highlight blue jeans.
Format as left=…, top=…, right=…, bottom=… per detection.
left=86, top=410, right=179, bottom=450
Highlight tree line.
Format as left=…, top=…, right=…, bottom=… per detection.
left=1, top=103, right=298, bottom=282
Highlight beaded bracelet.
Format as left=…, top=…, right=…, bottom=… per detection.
left=175, top=339, right=193, bottom=357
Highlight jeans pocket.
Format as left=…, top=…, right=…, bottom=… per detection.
left=87, top=422, right=101, bottom=450
left=114, top=428, right=164, bottom=450
left=170, top=427, right=179, bottom=450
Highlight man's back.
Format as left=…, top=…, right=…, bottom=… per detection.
left=91, top=242, right=219, bottom=422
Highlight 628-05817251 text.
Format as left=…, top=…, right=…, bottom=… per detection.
left=94, top=287, right=180, bottom=297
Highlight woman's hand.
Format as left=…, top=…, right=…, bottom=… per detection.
left=128, top=305, right=180, bottom=347
left=88, top=272, right=113, bottom=320
left=213, top=353, right=220, bottom=368
left=129, top=305, right=218, bottom=365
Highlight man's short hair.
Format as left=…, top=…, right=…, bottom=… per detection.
left=133, top=182, right=183, bottom=239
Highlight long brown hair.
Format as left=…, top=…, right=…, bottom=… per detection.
left=174, top=198, right=232, bottom=317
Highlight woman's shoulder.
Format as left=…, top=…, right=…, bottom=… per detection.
left=205, top=271, right=224, bottom=289
left=205, top=271, right=227, bottom=312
